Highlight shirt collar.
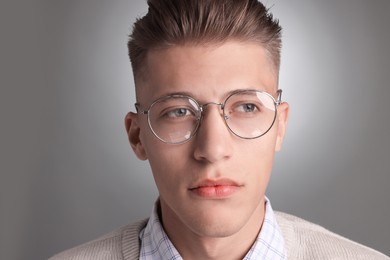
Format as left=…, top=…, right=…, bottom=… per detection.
left=243, top=198, right=287, bottom=259
left=139, top=197, right=286, bottom=260
left=139, top=201, right=181, bottom=260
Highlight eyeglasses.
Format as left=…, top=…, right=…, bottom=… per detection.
left=135, top=89, right=283, bottom=144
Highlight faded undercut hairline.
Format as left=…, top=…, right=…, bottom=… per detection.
left=133, top=38, right=280, bottom=87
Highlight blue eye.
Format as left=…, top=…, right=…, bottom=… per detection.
left=236, top=103, right=258, bottom=113
left=167, top=108, right=192, bottom=118
left=243, top=104, right=256, bottom=112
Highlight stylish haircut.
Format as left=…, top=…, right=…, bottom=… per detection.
left=128, top=0, right=282, bottom=82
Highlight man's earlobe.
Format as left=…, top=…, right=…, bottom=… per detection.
left=275, top=102, right=289, bottom=152
left=125, top=112, right=148, bottom=160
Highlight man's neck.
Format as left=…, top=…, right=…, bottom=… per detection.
left=160, top=199, right=266, bottom=260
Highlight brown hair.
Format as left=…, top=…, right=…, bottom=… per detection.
left=128, top=0, right=282, bottom=82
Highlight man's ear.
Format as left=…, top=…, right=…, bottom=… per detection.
left=275, top=102, right=289, bottom=152
left=125, top=112, right=148, bottom=160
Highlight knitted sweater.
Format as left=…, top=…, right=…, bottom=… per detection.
left=49, top=212, right=389, bottom=260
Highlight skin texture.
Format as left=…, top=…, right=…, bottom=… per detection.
left=125, top=41, right=289, bottom=260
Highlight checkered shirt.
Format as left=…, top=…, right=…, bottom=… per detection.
left=139, top=197, right=287, bottom=260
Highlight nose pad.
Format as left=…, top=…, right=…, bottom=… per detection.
left=193, top=103, right=233, bottom=163
left=198, top=102, right=226, bottom=128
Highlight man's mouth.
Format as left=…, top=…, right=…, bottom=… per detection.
left=189, top=179, right=242, bottom=198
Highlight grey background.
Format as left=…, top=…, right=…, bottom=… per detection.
left=1, top=0, right=389, bottom=259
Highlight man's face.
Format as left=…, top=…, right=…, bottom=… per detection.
left=126, top=42, right=288, bottom=240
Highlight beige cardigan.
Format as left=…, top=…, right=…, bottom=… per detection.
left=49, top=212, right=389, bottom=259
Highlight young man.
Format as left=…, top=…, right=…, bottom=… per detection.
left=51, top=0, right=389, bottom=259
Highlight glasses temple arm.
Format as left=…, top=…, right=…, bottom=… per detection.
left=276, top=89, right=283, bottom=105
left=134, top=103, right=148, bottom=114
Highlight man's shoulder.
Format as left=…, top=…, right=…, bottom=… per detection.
left=275, top=211, right=389, bottom=259
left=49, top=219, right=147, bottom=260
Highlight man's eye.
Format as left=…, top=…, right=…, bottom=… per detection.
left=235, top=103, right=258, bottom=113
left=166, top=108, right=192, bottom=118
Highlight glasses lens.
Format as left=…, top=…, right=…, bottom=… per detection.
left=148, top=96, right=200, bottom=144
left=223, top=91, right=277, bottom=138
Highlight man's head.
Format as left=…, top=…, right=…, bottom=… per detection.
left=125, top=1, right=288, bottom=257
left=128, top=0, right=282, bottom=86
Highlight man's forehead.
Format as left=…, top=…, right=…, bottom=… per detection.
left=137, top=41, right=275, bottom=76
left=135, top=41, right=278, bottom=102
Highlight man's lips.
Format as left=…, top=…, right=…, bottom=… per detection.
left=189, top=179, right=242, bottom=198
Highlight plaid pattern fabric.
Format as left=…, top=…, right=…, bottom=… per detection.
left=139, top=205, right=181, bottom=260
left=243, top=198, right=287, bottom=259
left=139, top=198, right=286, bottom=260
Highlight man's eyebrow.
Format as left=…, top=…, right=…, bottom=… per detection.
left=160, top=88, right=266, bottom=99
left=160, top=91, right=194, bottom=97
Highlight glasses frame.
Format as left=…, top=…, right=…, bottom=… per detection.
left=135, top=89, right=283, bottom=144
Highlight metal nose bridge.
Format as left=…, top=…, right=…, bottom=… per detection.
left=199, top=102, right=224, bottom=112
left=198, top=102, right=228, bottom=120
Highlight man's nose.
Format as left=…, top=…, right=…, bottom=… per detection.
left=193, top=105, right=233, bottom=163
